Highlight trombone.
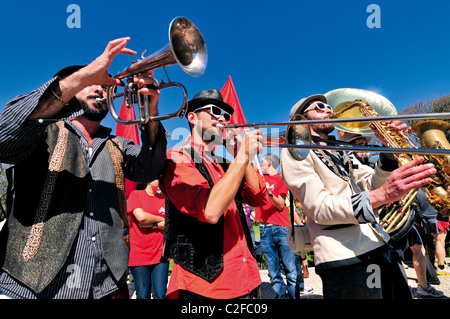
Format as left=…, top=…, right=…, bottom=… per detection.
left=218, top=111, right=450, bottom=160
left=220, top=112, right=450, bottom=129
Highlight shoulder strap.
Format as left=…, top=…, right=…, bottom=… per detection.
left=106, top=137, right=129, bottom=244
left=289, top=191, right=295, bottom=238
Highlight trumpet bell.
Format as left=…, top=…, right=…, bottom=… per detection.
left=169, top=17, right=207, bottom=77
left=108, top=17, right=207, bottom=125
left=114, top=17, right=207, bottom=80
left=325, top=88, right=397, bottom=135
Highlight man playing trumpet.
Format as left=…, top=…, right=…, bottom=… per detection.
left=0, top=38, right=167, bottom=299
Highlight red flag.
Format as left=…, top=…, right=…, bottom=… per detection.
left=115, top=99, right=140, bottom=146
left=220, top=76, right=247, bottom=125
left=220, top=76, right=264, bottom=175
left=115, top=99, right=140, bottom=198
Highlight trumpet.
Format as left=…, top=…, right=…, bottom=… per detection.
left=101, top=17, right=207, bottom=125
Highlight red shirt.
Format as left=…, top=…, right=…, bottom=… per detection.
left=161, top=143, right=267, bottom=299
left=127, top=189, right=166, bottom=266
left=255, top=173, right=291, bottom=227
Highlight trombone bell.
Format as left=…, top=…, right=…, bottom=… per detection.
left=263, top=114, right=312, bottom=160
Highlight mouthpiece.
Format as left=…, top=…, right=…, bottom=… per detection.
left=95, top=97, right=106, bottom=103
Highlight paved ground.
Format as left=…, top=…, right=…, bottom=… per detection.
left=128, top=258, right=450, bottom=299
left=258, top=258, right=450, bottom=299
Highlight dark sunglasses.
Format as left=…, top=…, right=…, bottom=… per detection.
left=193, top=104, right=232, bottom=122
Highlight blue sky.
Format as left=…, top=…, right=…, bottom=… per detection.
left=0, top=0, right=449, bottom=154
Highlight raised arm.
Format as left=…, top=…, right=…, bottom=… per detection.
left=204, top=130, right=263, bottom=224
left=0, top=38, right=137, bottom=164
left=29, top=38, right=136, bottom=120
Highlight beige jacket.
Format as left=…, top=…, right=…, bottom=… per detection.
left=280, top=148, right=391, bottom=267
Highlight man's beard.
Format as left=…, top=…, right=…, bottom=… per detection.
left=79, top=100, right=108, bottom=121
left=203, top=127, right=224, bottom=145
left=193, top=123, right=223, bottom=145
left=305, top=113, right=335, bottom=135
left=311, top=123, right=334, bottom=135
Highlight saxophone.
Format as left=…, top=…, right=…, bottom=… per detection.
left=411, top=120, right=450, bottom=212
left=325, top=87, right=450, bottom=240
left=356, top=101, right=450, bottom=240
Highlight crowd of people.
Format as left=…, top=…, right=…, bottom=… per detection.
left=0, top=38, right=448, bottom=300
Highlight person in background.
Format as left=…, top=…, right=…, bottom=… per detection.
left=433, top=215, right=449, bottom=275
left=434, top=130, right=450, bottom=274
left=255, top=153, right=305, bottom=298
left=127, top=180, right=168, bottom=299
left=395, top=190, right=445, bottom=297
left=339, top=132, right=372, bottom=166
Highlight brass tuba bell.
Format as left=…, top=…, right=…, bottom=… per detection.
left=411, top=120, right=450, bottom=215
left=325, top=88, right=398, bottom=135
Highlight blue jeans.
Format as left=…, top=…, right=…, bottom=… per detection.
left=130, top=262, right=169, bottom=299
left=259, top=224, right=298, bottom=299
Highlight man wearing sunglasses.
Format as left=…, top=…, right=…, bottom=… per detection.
left=340, top=132, right=372, bottom=167
left=280, top=94, right=437, bottom=299
left=161, top=89, right=268, bottom=299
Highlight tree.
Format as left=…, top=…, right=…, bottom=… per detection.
left=399, top=94, right=450, bottom=122
left=399, top=94, right=450, bottom=146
